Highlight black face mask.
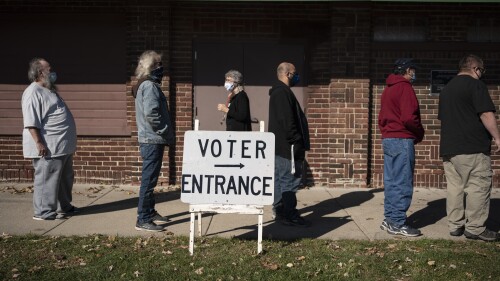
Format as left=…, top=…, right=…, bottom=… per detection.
left=150, top=66, right=164, bottom=81
left=289, top=73, right=300, bottom=87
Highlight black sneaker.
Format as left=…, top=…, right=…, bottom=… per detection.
left=135, top=221, right=165, bottom=232
left=272, top=209, right=285, bottom=221
left=281, top=216, right=311, bottom=227
left=152, top=211, right=170, bottom=223
left=57, top=206, right=80, bottom=218
left=449, top=226, right=465, bottom=237
left=464, top=229, right=499, bottom=242
left=387, top=224, right=421, bottom=237
left=380, top=219, right=390, bottom=231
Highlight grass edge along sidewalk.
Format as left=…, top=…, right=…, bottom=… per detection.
left=1, top=234, right=499, bottom=281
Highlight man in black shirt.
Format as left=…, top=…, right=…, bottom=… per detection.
left=439, top=54, right=500, bottom=241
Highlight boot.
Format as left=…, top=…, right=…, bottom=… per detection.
left=281, top=192, right=310, bottom=227
left=282, top=191, right=297, bottom=219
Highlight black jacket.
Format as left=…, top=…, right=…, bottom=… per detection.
left=226, top=90, right=252, bottom=131
left=268, top=81, right=310, bottom=160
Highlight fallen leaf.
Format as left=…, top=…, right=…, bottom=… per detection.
left=428, top=261, right=436, bottom=266
left=296, top=256, right=306, bottom=261
left=108, top=265, right=114, bottom=271
left=261, top=261, right=279, bottom=270
left=195, top=267, right=204, bottom=275
left=134, top=271, right=140, bottom=277
left=449, top=264, right=456, bottom=269
left=286, top=263, right=294, bottom=268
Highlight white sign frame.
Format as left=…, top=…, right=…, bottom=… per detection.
left=184, top=120, right=273, bottom=255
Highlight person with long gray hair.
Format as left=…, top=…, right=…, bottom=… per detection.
left=22, top=58, right=78, bottom=220
left=217, top=70, right=252, bottom=131
left=132, top=50, right=174, bottom=232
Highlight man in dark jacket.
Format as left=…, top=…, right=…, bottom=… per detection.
left=268, top=62, right=310, bottom=227
left=378, top=58, right=424, bottom=237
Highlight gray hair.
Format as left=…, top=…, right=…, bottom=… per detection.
left=225, top=70, right=243, bottom=85
left=28, top=58, right=46, bottom=82
left=135, top=50, right=162, bottom=79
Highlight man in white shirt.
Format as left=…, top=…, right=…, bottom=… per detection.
left=22, top=58, right=78, bottom=220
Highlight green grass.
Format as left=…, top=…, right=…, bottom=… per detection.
left=1, top=234, right=499, bottom=281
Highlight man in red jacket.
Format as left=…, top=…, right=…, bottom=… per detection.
left=378, top=58, right=425, bottom=237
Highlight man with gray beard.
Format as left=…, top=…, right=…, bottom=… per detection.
left=22, top=58, right=78, bottom=220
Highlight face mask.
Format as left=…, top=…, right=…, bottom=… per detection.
left=49, top=72, right=57, bottom=83
left=150, top=66, right=164, bottom=80
left=224, top=82, right=234, bottom=91
left=409, top=72, right=416, bottom=83
left=289, top=73, right=300, bottom=87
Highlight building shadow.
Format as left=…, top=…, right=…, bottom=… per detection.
left=226, top=189, right=382, bottom=241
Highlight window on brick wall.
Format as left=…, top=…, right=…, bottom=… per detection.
left=373, top=17, right=427, bottom=42
left=467, top=18, right=500, bottom=42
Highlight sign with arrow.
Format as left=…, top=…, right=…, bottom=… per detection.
left=181, top=130, right=275, bottom=205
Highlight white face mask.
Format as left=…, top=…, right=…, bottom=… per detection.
left=224, top=82, right=234, bottom=91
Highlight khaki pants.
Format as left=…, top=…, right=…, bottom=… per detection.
left=443, top=153, right=492, bottom=235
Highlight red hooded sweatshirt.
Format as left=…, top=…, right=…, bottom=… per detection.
left=378, top=74, right=424, bottom=143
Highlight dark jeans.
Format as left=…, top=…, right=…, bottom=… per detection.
left=273, top=155, right=303, bottom=219
left=383, top=138, right=415, bottom=227
left=137, top=143, right=165, bottom=223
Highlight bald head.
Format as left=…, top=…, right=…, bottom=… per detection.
left=277, top=62, right=296, bottom=86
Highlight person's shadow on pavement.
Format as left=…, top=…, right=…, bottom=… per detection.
left=407, top=198, right=500, bottom=232
left=227, top=189, right=382, bottom=241
left=76, top=190, right=188, bottom=221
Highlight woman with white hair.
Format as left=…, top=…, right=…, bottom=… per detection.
left=217, top=70, right=252, bottom=131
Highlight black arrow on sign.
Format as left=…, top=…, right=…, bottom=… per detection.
left=214, top=163, right=245, bottom=169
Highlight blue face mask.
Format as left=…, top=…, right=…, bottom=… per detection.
left=49, top=72, right=57, bottom=83
left=289, top=73, right=300, bottom=87
left=150, top=66, right=164, bottom=81
left=410, top=72, right=416, bottom=83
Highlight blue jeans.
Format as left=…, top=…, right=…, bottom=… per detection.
left=137, top=143, right=165, bottom=223
left=273, top=155, right=303, bottom=209
left=383, top=138, right=415, bottom=227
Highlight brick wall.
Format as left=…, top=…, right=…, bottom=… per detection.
left=1, top=1, right=500, bottom=189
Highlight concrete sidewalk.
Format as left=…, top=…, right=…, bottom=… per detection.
left=1, top=182, right=499, bottom=241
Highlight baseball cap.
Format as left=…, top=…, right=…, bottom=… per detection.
left=394, top=58, right=417, bottom=71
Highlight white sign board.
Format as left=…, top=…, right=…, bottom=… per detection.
left=181, top=130, right=275, bottom=205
